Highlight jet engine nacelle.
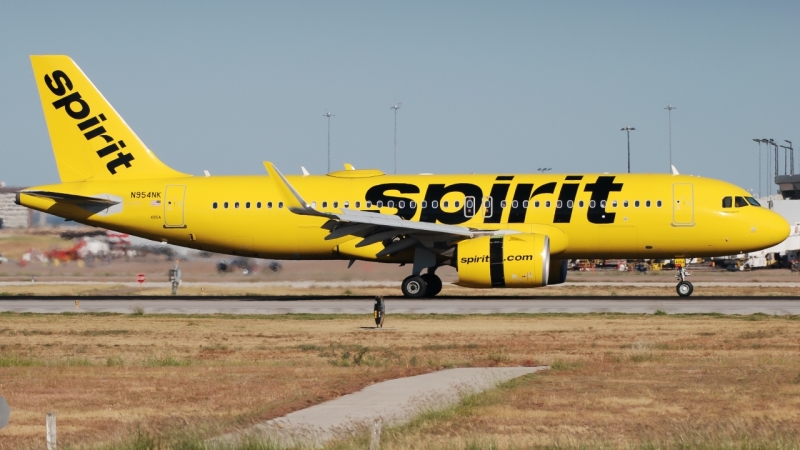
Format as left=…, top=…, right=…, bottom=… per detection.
left=455, top=234, right=550, bottom=288
left=547, top=259, right=568, bottom=285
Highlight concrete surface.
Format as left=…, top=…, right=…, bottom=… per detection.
left=216, top=366, right=546, bottom=447
left=4, top=280, right=800, bottom=288
left=1, top=298, right=799, bottom=315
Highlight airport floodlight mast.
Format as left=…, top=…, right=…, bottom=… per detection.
left=770, top=139, right=779, bottom=178
left=537, top=168, right=552, bottom=174
left=664, top=104, right=676, bottom=172
left=753, top=139, right=763, bottom=197
left=786, top=140, right=794, bottom=176
left=324, top=111, right=334, bottom=173
left=761, top=138, right=771, bottom=196
left=780, top=143, right=790, bottom=176
left=621, top=126, right=635, bottom=173
left=391, top=102, right=402, bottom=174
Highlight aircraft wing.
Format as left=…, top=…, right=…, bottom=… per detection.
left=263, top=162, right=498, bottom=257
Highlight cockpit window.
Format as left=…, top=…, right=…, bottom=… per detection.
left=735, top=196, right=748, bottom=207
left=722, top=197, right=732, bottom=208
left=745, top=197, right=761, bottom=206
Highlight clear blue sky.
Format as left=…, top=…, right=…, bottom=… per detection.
left=1, top=1, right=798, bottom=196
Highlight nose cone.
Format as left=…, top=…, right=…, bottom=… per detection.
left=757, top=209, right=790, bottom=248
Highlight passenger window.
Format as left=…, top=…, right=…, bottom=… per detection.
left=634, top=200, right=640, bottom=207
left=534, top=201, right=540, bottom=208
left=645, top=200, right=651, bottom=207
left=322, top=201, right=328, bottom=208
left=431, top=200, right=438, bottom=209
left=341, top=201, right=348, bottom=208
left=484, top=200, right=491, bottom=208
left=579, top=200, right=584, bottom=208
left=366, top=201, right=372, bottom=208
left=722, top=197, right=732, bottom=208
left=523, top=200, right=529, bottom=208
left=267, top=201, right=273, bottom=209
left=257, top=202, right=262, bottom=209
left=234, top=202, right=240, bottom=209
left=311, top=201, right=316, bottom=208
left=333, top=201, right=339, bottom=208
left=246, top=202, right=251, bottom=209
left=377, top=201, right=384, bottom=208
left=735, top=196, right=748, bottom=207
left=545, top=201, right=551, bottom=208
left=656, top=200, right=662, bottom=207
left=224, top=202, right=229, bottom=209
left=623, top=200, right=629, bottom=207
left=409, top=201, right=415, bottom=209
left=556, top=200, right=562, bottom=208
left=501, top=200, right=507, bottom=208
left=590, top=200, right=596, bottom=208
left=443, top=201, right=449, bottom=208
left=745, top=197, right=760, bottom=206
left=278, top=202, right=284, bottom=209
left=512, top=200, right=519, bottom=208
left=600, top=200, right=606, bottom=208
left=399, top=200, right=405, bottom=209
left=355, top=201, right=361, bottom=208
left=567, top=200, right=573, bottom=208
left=612, top=200, right=617, bottom=207
left=421, top=200, right=427, bottom=208
left=212, top=202, right=218, bottom=209
left=386, top=200, right=394, bottom=208
left=454, top=201, right=460, bottom=208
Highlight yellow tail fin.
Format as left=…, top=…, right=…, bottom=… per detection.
left=30, top=55, right=189, bottom=182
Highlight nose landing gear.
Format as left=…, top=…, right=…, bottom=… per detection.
left=675, top=266, right=693, bottom=297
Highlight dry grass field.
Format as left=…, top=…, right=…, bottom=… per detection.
left=0, top=312, right=799, bottom=449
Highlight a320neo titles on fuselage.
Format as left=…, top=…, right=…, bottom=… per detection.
left=17, top=55, right=789, bottom=298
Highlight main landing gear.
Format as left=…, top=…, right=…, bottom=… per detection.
left=676, top=266, right=693, bottom=297
left=400, top=244, right=443, bottom=298
left=401, top=272, right=443, bottom=298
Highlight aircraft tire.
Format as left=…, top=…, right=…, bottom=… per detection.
left=402, top=275, right=428, bottom=298
left=421, top=274, right=442, bottom=297
left=676, top=281, right=693, bottom=297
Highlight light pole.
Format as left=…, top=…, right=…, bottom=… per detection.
left=391, top=102, right=402, bottom=174
left=770, top=139, right=778, bottom=178
left=324, top=112, right=334, bottom=173
left=621, top=126, right=635, bottom=173
left=664, top=104, right=676, bottom=172
left=761, top=138, right=769, bottom=197
left=753, top=139, right=762, bottom=197
left=786, top=140, right=794, bottom=176
left=780, top=143, right=791, bottom=176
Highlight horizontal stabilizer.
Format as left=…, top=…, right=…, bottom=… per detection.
left=20, top=190, right=120, bottom=207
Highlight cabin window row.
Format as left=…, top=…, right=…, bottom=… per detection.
left=211, top=201, right=284, bottom=209
left=210, top=199, right=663, bottom=210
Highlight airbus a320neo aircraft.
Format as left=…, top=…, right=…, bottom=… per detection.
left=17, top=56, right=790, bottom=298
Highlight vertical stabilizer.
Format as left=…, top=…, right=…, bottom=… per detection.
left=30, top=55, right=189, bottom=182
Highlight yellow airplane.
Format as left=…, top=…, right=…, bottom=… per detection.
left=17, top=55, right=790, bottom=298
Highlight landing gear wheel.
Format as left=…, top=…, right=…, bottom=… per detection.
left=421, top=274, right=442, bottom=297
left=401, top=275, right=427, bottom=298
left=676, top=281, right=693, bottom=297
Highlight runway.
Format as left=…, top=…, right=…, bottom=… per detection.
left=1, top=297, right=798, bottom=315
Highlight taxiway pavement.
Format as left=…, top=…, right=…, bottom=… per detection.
left=1, top=298, right=798, bottom=315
